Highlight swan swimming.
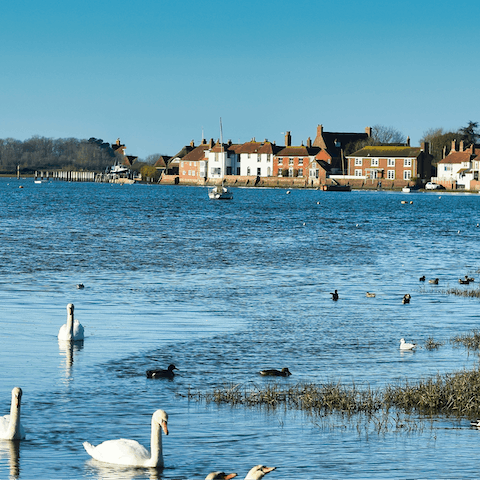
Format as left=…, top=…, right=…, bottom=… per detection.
left=0, top=387, right=26, bottom=440
left=58, top=303, right=84, bottom=341
left=400, top=338, right=417, bottom=350
left=83, top=409, right=168, bottom=467
left=205, top=472, right=237, bottom=480
left=245, top=465, right=276, bottom=479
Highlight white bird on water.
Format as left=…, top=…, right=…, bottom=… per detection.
left=244, top=465, right=276, bottom=479
left=400, top=338, right=417, bottom=350
left=0, top=387, right=26, bottom=440
left=58, top=303, right=84, bottom=341
left=83, top=409, right=168, bottom=467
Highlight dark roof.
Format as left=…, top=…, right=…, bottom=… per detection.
left=154, top=156, right=170, bottom=168
left=276, top=145, right=321, bottom=156
left=315, top=131, right=369, bottom=158
left=170, top=145, right=195, bottom=163
left=182, top=144, right=210, bottom=162
left=346, top=146, right=422, bottom=158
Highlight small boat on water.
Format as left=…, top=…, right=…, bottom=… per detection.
left=209, top=118, right=233, bottom=200
left=402, top=185, right=420, bottom=193
left=208, top=184, right=233, bottom=200
left=322, top=184, right=351, bottom=192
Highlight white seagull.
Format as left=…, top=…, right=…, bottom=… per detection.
left=400, top=338, right=417, bottom=350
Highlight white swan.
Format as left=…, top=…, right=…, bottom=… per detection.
left=400, top=338, right=417, bottom=350
left=245, top=465, right=276, bottom=479
left=58, top=303, right=84, bottom=341
left=83, top=409, right=168, bottom=467
left=0, top=387, right=26, bottom=440
left=205, top=472, right=237, bottom=480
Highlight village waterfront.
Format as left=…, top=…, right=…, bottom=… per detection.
left=1, top=178, right=480, bottom=479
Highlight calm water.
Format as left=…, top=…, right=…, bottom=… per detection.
left=1, top=178, right=480, bottom=479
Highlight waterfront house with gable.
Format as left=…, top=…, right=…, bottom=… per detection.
left=178, top=139, right=213, bottom=183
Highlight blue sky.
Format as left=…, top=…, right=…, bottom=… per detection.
left=1, top=0, right=479, bottom=159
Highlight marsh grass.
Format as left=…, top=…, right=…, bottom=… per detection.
left=424, top=337, right=444, bottom=350
left=445, top=287, right=480, bottom=298
left=451, top=330, right=480, bottom=349
left=188, top=367, right=480, bottom=419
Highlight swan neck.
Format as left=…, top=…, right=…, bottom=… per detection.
left=149, top=416, right=163, bottom=467
left=67, top=312, right=74, bottom=337
left=7, top=399, right=21, bottom=439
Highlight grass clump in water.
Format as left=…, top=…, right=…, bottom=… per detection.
left=424, top=337, right=444, bottom=350
left=451, top=329, right=480, bottom=349
left=445, top=287, right=480, bottom=298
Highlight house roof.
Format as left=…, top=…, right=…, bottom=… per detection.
left=234, top=141, right=282, bottom=155
left=347, top=146, right=422, bottom=158
left=182, top=144, right=210, bottom=162
left=169, top=145, right=195, bottom=164
left=315, top=131, right=369, bottom=157
left=154, top=156, right=170, bottom=168
left=438, top=151, right=476, bottom=164
left=276, top=146, right=321, bottom=156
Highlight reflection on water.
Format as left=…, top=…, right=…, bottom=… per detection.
left=58, top=340, right=84, bottom=381
left=0, top=440, right=20, bottom=479
left=85, top=459, right=164, bottom=480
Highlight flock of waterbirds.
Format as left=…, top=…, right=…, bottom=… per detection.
left=1, top=303, right=277, bottom=479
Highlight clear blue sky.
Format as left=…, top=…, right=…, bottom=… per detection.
left=1, top=0, right=479, bottom=159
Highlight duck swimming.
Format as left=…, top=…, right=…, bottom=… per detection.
left=366, top=292, right=376, bottom=298
left=259, top=367, right=292, bottom=377
left=330, top=290, right=339, bottom=301
left=419, top=276, right=425, bottom=282
left=146, top=364, right=178, bottom=379
left=429, top=278, right=439, bottom=285
left=402, top=294, right=411, bottom=304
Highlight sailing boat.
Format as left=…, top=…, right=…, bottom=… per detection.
left=208, top=118, right=233, bottom=200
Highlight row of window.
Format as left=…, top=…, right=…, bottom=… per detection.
left=354, top=169, right=411, bottom=180
left=354, top=158, right=413, bottom=167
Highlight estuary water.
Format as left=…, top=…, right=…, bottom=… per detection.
left=1, top=178, right=480, bottom=479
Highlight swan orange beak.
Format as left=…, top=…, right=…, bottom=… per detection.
left=262, top=467, right=276, bottom=474
left=162, top=421, right=168, bottom=435
left=225, top=474, right=237, bottom=479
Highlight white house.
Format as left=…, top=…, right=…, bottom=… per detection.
left=434, top=140, right=476, bottom=189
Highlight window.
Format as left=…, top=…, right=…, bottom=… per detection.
left=267, top=167, right=271, bottom=176
left=181, top=161, right=184, bottom=167
left=289, top=157, right=294, bottom=166
left=182, top=170, right=186, bottom=175
left=298, top=168, right=303, bottom=177
left=371, top=158, right=379, bottom=166
left=387, top=170, right=395, bottom=179
left=403, top=170, right=411, bottom=180
left=355, top=169, right=363, bottom=176
left=257, top=167, right=261, bottom=176
left=388, top=158, right=395, bottom=167
left=289, top=167, right=294, bottom=176
left=247, top=167, right=251, bottom=175
left=267, top=154, right=271, bottom=162
left=298, top=158, right=303, bottom=165
left=278, top=157, right=283, bottom=165
left=257, top=154, right=261, bottom=162
left=247, top=153, right=251, bottom=159
left=236, top=167, right=240, bottom=175
left=404, top=158, right=412, bottom=167
left=355, top=158, right=362, bottom=166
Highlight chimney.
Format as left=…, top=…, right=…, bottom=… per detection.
left=285, top=131, right=291, bottom=146
left=442, top=146, right=446, bottom=159
left=460, top=140, right=465, bottom=151
left=421, top=142, right=430, bottom=154
left=451, top=139, right=457, bottom=152
left=209, top=138, right=214, bottom=148
left=406, top=136, right=410, bottom=146
left=317, top=125, right=323, bottom=137
left=365, top=127, right=372, bottom=137
left=190, top=140, right=195, bottom=147
left=307, top=137, right=312, bottom=148
left=116, top=138, right=121, bottom=146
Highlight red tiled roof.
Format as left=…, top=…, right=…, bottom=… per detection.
left=438, top=151, right=476, bottom=164
left=276, top=146, right=320, bottom=156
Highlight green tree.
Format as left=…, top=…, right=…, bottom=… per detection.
left=458, top=121, right=479, bottom=145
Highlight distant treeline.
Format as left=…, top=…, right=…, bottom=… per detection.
left=0, top=136, right=122, bottom=174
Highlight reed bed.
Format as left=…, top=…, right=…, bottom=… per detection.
left=445, top=287, right=480, bottom=298
left=188, top=366, right=480, bottom=419
left=424, top=336, right=444, bottom=350
left=451, top=330, right=480, bottom=349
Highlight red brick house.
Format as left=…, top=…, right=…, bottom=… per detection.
left=177, top=139, right=212, bottom=183
left=345, top=143, right=432, bottom=183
